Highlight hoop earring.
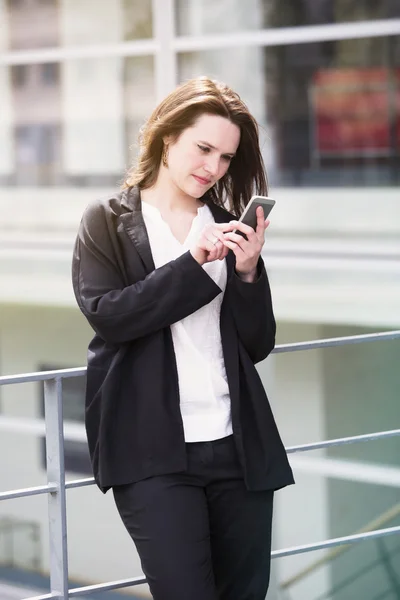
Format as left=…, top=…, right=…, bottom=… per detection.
left=162, top=144, right=169, bottom=168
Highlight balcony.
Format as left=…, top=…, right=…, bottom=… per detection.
left=0, top=331, right=399, bottom=599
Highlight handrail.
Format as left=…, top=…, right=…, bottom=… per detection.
left=0, top=329, right=399, bottom=600
left=0, top=330, right=399, bottom=387
left=280, top=502, right=400, bottom=590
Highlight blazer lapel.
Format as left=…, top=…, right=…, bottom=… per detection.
left=120, top=186, right=155, bottom=273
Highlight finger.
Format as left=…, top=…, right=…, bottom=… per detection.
left=255, top=205, right=266, bottom=236
left=205, top=237, right=225, bottom=263
left=214, top=223, right=235, bottom=232
left=254, top=219, right=269, bottom=246
left=207, top=248, right=219, bottom=262
left=206, top=229, right=226, bottom=246
left=214, top=241, right=224, bottom=260
left=223, top=240, right=248, bottom=265
left=222, top=239, right=239, bottom=253
left=223, top=232, right=251, bottom=248
left=227, top=219, right=256, bottom=239
left=202, top=239, right=218, bottom=257
left=221, top=245, right=230, bottom=259
left=224, top=231, right=261, bottom=261
left=216, top=243, right=230, bottom=260
left=222, top=239, right=246, bottom=256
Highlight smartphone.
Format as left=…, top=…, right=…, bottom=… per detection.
left=236, top=195, right=275, bottom=232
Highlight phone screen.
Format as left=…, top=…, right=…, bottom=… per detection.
left=239, top=196, right=275, bottom=231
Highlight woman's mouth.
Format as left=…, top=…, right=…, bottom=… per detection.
left=193, top=175, right=211, bottom=186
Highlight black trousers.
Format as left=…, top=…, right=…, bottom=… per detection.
left=113, top=435, right=274, bottom=600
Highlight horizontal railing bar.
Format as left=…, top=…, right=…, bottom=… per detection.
left=311, top=547, right=400, bottom=600
left=281, top=502, right=400, bottom=588
left=1, top=415, right=399, bottom=452
left=24, top=576, right=148, bottom=600
left=23, top=527, right=400, bottom=600
left=65, top=478, right=95, bottom=490
left=290, top=454, right=400, bottom=488
left=286, top=429, right=400, bottom=454
left=69, top=575, right=147, bottom=596
left=5, top=430, right=399, bottom=498
left=0, top=367, right=86, bottom=386
left=272, top=330, right=400, bottom=354
left=22, top=594, right=54, bottom=600
left=0, top=484, right=56, bottom=501
left=271, top=525, right=400, bottom=559
left=0, top=330, right=398, bottom=387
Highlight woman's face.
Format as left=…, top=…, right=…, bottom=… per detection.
left=164, top=113, right=241, bottom=199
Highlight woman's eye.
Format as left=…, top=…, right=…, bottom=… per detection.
left=198, top=145, right=209, bottom=153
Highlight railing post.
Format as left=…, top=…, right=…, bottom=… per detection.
left=44, top=377, right=69, bottom=599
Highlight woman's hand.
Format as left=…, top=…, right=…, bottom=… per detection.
left=222, top=206, right=270, bottom=282
left=190, top=222, right=231, bottom=266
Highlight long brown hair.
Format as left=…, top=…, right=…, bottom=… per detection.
left=123, top=76, right=268, bottom=217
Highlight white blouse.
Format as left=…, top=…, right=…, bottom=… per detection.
left=141, top=200, right=233, bottom=442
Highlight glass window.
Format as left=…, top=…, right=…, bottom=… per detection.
left=176, top=0, right=264, bottom=36
left=4, top=0, right=152, bottom=51
left=124, top=0, right=153, bottom=40
left=11, top=64, right=28, bottom=87
left=178, top=35, right=400, bottom=187
left=0, top=55, right=155, bottom=187
left=175, top=0, right=400, bottom=36
left=6, top=0, right=59, bottom=50
left=61, top=0, right=153, bottom=46
left=41, top=62, right=60, bottom=85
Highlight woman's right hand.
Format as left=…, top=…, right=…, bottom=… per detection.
left=190, top=223, right=231, bottom=266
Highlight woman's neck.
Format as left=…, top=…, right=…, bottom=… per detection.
left=140, top=169, right=202, bottom=214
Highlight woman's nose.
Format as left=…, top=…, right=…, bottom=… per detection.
left=204, top=156, right=219, bottom=176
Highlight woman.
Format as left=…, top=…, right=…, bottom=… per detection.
left=72, top=76, right=294, bottom=600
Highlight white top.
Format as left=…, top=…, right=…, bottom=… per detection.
left=141, top=200, right=233, bottom=442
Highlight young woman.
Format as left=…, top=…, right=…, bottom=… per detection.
left=72, top=76, right=294, bottom=600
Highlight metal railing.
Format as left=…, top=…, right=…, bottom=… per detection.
left=280, top=502, right=400, bottom=598
left=0, top=329, right=399, bottom=600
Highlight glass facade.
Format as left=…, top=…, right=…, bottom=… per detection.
left=176, top=0, right=400, bottom=34
left=0, top=0, right=399, bottom=188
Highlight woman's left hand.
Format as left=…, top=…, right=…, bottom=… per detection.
left=223, top=206, right=270, bottom=282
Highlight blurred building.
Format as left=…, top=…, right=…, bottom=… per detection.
left=0, top=1, right=399, bottom=599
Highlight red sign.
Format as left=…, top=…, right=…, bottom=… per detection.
left=312, top=68, right=400, bottom=154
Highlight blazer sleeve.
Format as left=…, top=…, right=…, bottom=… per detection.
left=72, top=202, right=222, bottom=344
left=226, top=257, right=276, bottom=363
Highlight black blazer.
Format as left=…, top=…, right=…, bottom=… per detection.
left=72, top=186, right=294, bottom=493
